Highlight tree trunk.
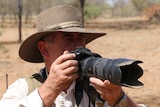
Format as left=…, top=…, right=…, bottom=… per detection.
left=18, top=0, right=23, bottom=42
left=79, top=0, right=85, bottom=26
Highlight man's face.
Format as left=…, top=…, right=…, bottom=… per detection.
left=43, top=32, right=86, bottom=61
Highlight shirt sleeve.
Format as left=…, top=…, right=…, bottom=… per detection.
left=0, top=78, right=44, bottom=107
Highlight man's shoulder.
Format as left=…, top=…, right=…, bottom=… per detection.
left=10, top=78, right=27, bottom=87
left=24, top=76, right=42, bottom=94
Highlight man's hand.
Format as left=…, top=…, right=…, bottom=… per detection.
left=38, top=51, right=79, bottom=106
left=47, top=51, right=79, bottom=93
left=89, top=77, right=123, bottom=106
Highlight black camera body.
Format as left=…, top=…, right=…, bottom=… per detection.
left=70, top=47, right=143, bottom=88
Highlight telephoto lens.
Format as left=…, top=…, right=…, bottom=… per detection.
left=71, top=47, right=144, bottom=88
left=80, top=57, right=143, bottom=88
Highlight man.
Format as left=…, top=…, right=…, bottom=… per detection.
left=0, top=5, right=145, bottom=107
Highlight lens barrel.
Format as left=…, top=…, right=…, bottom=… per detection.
left=71, top=47, right=144, bottom=88
left=80, top=57, right=143, bottom=87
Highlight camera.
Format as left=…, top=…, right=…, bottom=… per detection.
left=70, top=47, right=143, bottom=88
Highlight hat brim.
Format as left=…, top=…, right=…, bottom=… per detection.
left=19, top=27, right=106, bottom=63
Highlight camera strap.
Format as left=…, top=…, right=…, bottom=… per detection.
left=32, top=68, right=47, bottom=83
left=75, top=80, right=84, bottom=106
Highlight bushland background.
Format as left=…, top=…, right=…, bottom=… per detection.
left=1, top=0, right=160, bottom=107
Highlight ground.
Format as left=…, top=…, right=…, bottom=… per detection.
left=0, top=24, right=160, bottom=107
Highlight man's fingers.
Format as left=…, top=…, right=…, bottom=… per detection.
left=89, top=77, right=106, bottom=87
left=55, top=52, right=76, bottom=64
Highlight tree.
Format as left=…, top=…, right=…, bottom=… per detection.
left=18, top=0, right=23, bottom=42
left=0, top=0, right=11, bottom=27
left=79, top=0, right=85, bottom=25
left=130, top=0, right=155, bottom=14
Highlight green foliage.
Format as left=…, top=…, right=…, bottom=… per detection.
left=84, top=5, right=105, bottom=20
left=106, top=0, right=160, bottom=17
left=0, top=29, right=3, bottom=36
left=0, top=30, right=8, bottom=54
left=0, top=43, right=3, bottom=49
left=131, top=0, right=157, bottom=12
left=0, top=30, right=3, bottom=49
left=0, top=43, right=8, bottom=54
left=118, top=3, right=138, bottom=17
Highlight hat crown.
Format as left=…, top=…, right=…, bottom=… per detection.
left=37, top=5, right=82, bottom=32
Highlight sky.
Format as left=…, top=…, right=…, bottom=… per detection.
left=105, top=0, right=114, bottom=6
left=105, top=0, right=129, bottom=6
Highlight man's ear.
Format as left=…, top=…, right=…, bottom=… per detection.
left=37, top=41, right=50, bottom=57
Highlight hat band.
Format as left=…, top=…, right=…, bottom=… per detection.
left=43, top=21, right=83, bottom=31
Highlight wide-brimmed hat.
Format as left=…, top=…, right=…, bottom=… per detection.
left=19, top=5, right=106, bottom=63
